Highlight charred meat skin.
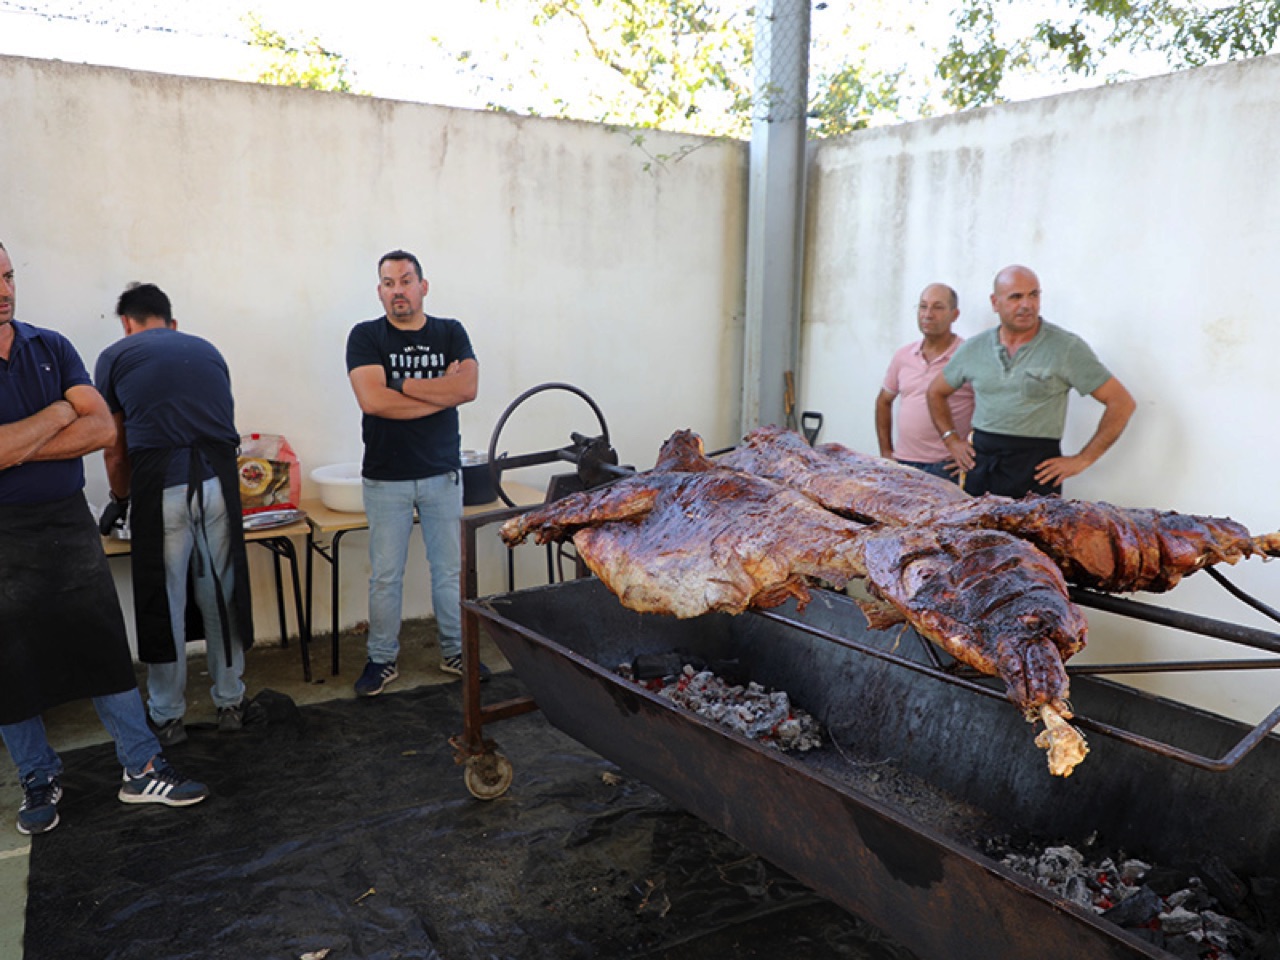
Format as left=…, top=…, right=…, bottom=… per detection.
left=720, top=425, right=966, bottom=525
left=852, top=526, right=1087, bottom=716
left=934, top=496, right=1272, bottom=593
left=726, top=424, right=1280, bottom=594
left=501, top=432, right=867, bottom=618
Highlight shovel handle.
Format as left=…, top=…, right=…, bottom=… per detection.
left=801, top=411, right=824, bottom=445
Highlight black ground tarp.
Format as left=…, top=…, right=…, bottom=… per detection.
left=25, top=675, right=917, bottom=960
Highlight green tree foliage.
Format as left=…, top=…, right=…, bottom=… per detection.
left=941, top=0, right=1280, bottom=110
left=244, top=13, right=360, bottom=93
left=452, top=0, right=906, bottom=138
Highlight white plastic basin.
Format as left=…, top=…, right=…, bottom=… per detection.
left=311, top=462, right=364, bottom=513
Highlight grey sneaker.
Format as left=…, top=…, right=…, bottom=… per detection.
left=151, top=717, right=187, bottom=748
left=17, top=773, right=62, bottom=835
left=354, top=660, right=398, bottom=697
left=119, top=758, right=208, bottom=807
left=440, top=654, right=492, bottom=683
left=217, top=699, right=246, bottom=733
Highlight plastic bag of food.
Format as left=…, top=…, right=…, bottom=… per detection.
left=238, top=433, right=302, bottom=515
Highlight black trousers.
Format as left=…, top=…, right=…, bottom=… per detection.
left=963, top=429, right=1062, bottom=498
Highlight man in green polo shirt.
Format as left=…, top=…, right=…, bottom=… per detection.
left=926, top=264, right=1135, bottom=497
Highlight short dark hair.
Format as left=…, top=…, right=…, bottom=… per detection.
left=378, top=249, right=423, bottom=280
left=116, top=283, right=173, bottom=324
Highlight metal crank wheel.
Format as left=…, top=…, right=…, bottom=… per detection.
left=463, top=751, right=514, bottom=800
left=486, top=382, right=623, bottom=507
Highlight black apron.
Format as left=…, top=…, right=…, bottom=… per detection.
left=128, top=440, right=255, bottom=665
left=0, top=492, right=138, bottom=724
left=963, top=429, right=1062, bottom=498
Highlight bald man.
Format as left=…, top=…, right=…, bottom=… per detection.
left=875, top=282, right=974, bottom=482
left=927, top=265, right=1135, bottom=498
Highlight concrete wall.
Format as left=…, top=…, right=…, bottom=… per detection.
left=0, top=56, right=746, bottom=646
left=3, top=51, right=1276, bottom=726
left=802, top=54, right=1280, bottom=725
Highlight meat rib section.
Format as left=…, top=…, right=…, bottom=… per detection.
left=935, top=497, right=1278, bottom=593
left=724, top=425, right=1280, bottom=594
left=720, top=425, right=967, bottom=525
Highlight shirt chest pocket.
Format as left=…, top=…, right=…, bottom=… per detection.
left=1019, top=368, right=1064, bottom=403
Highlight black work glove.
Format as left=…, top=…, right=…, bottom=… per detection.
left=99, top=493, right=130, bottom=536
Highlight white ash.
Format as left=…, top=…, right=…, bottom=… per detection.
left=617, top=663, right=823, bottom=753
left=996, top=844, right=1271, bottom=959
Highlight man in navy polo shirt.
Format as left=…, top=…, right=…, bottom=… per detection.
left=95, top=283, right=254, bottom=747
left=0, top=242, right=207, bottom=835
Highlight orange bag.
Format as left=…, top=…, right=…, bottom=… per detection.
left=238, top=433, right=302, bottom=515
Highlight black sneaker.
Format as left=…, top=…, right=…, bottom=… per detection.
left=440, top=655, right=492, bottom=683
left=217, top=699, right=246, bottom=733
left=354, top=660, right=398, bottom=697
left=17, top=773, right=62, bottom=835
left=150, top=716, right=187, bottom=748
left=118, top=758, right=209, bottom=807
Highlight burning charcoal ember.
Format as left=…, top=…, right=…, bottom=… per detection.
left=1146, top=864, right=1195, bottom=897
left=1035, top=845, right=1086, bottom=884
left=993, top=841, right=1274, bottom=957
left=1120, top=858, right=1153, bottom=884
left=1203, top=910, right=1266, bottom=958
left=1199, top=854, right=1251, bottom=914
left=621, top=662, right=823, bottom=752
left=1102, top=885, right=1163, bottom=927
left=1164, top=931, right=1209, bottom=960
left=1167, top=880, right=1214, bottom=914
left=1160, top=905, right=1204, bottom=936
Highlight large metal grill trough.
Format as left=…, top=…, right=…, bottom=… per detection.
left=463, top=576, right=1280, bottom=960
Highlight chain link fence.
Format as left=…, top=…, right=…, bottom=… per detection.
left=751, top=0, right=812, bottom=124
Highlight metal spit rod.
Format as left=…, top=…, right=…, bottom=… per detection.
left=752, top=602, right=1280, bottom=773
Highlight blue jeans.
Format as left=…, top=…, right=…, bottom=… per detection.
left=146, top=478, right=246, bottom=724
left=363, top=473, right=463, bottom=663
left=1, top=688, right=161, bottom=782
left=899, top=459, right=960, bottom=484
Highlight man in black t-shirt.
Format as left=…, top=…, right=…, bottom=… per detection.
left=345, top=250, right=482, bottom=695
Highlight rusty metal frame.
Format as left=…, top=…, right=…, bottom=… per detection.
left=451, top=505, right=540, bottom=763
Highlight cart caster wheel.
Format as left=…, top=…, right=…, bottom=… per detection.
left=464, top=752, right=514, bottom=800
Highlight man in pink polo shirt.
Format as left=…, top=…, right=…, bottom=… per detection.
left=875, top=282, right=974, bottom=482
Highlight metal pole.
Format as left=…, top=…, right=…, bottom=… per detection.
left=741, top=0, right=810, bottom=433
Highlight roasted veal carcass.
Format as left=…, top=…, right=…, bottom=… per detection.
left=725, top=425, right=1280, bottom=593
left=502, top=430, right=1091, bottom=775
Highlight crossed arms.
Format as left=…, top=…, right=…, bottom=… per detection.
left=0, top=384, right=116, bottom=470
left=348, top=358, right=478, bottom=420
